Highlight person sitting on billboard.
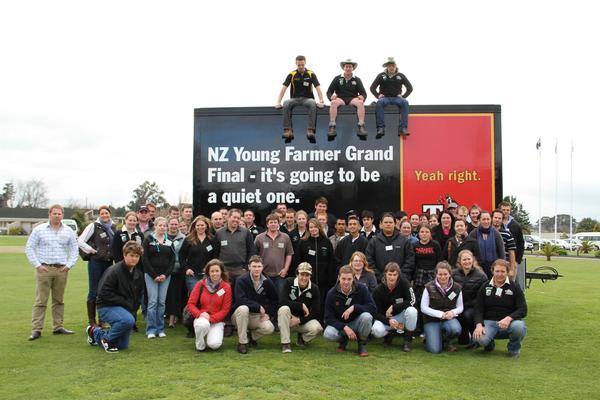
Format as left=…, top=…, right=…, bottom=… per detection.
left=276, top=55, right=325, bottom=142
left=326, top=59, right=368, bottom=139
left=369, top=57, right=413, bottom=138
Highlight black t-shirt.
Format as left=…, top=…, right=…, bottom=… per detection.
left=283, top=69, right=320, bottom=98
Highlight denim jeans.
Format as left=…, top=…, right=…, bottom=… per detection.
left=423, top=319, right=462, bottom=353
left=476, top=319, right=527, bottom=353
left=283, top=98, right=317, bottom=130
left=371, top=307, right=418, bottom=338
left=324, top=312, right=373, bottom=341
left=87, top=260, right=113, bottom=302
left=93, top=306, right=135, bottom=349
left=144, top=273, right=171, bottom=335
left=375, top=96, right=409, bottom=129
left=185, top=275, right=200, bottom=293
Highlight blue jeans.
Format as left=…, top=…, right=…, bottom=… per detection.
left=185, top=275, right=200, bottom=293
left=375, top=96, right=409, bottom=129
left=283, top=98, right=317, bottom=130
left=87, top=260, right=113, bottom=302
left=423, top=319, right=462, bottom=353
left=476, top=319, right=527, bottom=354
left=324, top=312, right=373, bottom=341
left=144, top=273, right=171, bottom=335
left=93, top=306, right=135, bottom=349
left=371, top=307, right=418, bottom=338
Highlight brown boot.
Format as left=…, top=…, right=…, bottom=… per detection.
left=86, top=300, right=97, bottom=327
left=282, top=128, right=294, bottom=140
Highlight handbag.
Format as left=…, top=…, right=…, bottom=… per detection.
left=182, top=284, right=204, bottom=328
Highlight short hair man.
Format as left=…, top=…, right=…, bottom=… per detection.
left=210, top=211, right=224, bottom=233
left=370, top=57, right=413, bottom=137
left=499, top=201, right=525, bottom=265
left=146, top=203, right=157, bottom=220
left=326, top=59, right=368, bottom=139
left=473, top=259, right=527, bottom=358
left=86, top=241, right=144, bottom=353
left=215, top=209, right=256, bottom=280
left=360, top=210, right=377, bottom=240
left=180, top=204, right=193, bottom=224
left=329, top=218, right=348, bottom=251
left=243, top=209, right=263, bottom=239
left=323, top=265, right=376, bottom=357
left=277, top=262, right=323, bottom=353
left=136, top=205, right=153, bottom=234
left=232, top=256, right=278, bottom=354
left=254, top=213, right=294, bottom=292
left=25, top=204, right=79, bottom=340
left=168, top=206, right=180, bottom=219
left=276, top=55, right=325, bottom=142
left=308, top=196, right=336, bottom=228
left=492, top=209, right=517, bottom=278
left=280, top=209, right=297, bottom=235
left=365, top=212, right=415, bottom=281
left=335, top=215, right=368, bottom=265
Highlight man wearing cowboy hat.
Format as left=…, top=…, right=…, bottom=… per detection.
left=326, top=59, right=368, bottom=139
left=276, top=55, right=325, bottom=142
left=370, top=57, right=413, bottom=138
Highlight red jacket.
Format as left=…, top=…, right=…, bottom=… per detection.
left=187, top=279, right=232, bottom=324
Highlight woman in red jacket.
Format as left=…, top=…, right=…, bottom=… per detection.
left=187, top=259, right=232, bottom=352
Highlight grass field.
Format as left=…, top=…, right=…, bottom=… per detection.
left=1, top=250, right=598, bottom=400
left=0, top=236, right=28, bottom=246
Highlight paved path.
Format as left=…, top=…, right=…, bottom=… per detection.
left=0, top=246, right=24, bottom=253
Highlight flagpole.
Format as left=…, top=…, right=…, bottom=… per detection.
left=537, top=138, right=542, bottom=249
left=554, top=138, right=558, bottom=242
left=570, top=140, right=574, bottom=247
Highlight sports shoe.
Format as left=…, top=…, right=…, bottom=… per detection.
left=306, top=129, right=316, bottom=143
left=249, top=338, right=258, bottom=348
left=376, top=127, right=385, bottom=139
left=336, top=335, right=348, bottom=353
left=147, top=333, right=156, bottom=339
left=281, top=343, right=292, bottom=353
left=158, top=332, right=167, bottom=338
left=398, top=128, right=410, bottom=136
left=328, top=124, right=337, bottom=139
left=358, top=341, right=369, bottom=357
left=402, top=341, right=412, bottom=352
left=296, top=333, right=306, bottom=347
left=357, top=124, right=367, bottom=138
left=86, top=325, right=97, bottom=346
left=100, top=338, right=119, bottom=353
left=484, top=340, right=496, bottom=352
left=282, top=129, right=294, bottom=140
left=237, top=343, right=248, bottom=354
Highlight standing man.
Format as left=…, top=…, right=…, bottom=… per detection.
left=365, top=212, right=415, bottom=281
left=180, top=204, right=193, bottom=226
left=25, top=204, right=79, bottom=340
left=499, top=201, right=525, bottom=266
left=136, top=205, right=153, bottom=234
left=360, top=210, right=377, bottom=241
left=254, top=213, right=294, bottom=292
left=210, top=211, right=224, bottom=234
left=492, top=210, right=518, bottom=278
left=329, top=218, right=348, bottom=251
left=326, top=59, right=368, bottom=139
left=276, top=55, right=325, bottom=142
left=323, top=265, right=376, bottom=357
left=215, top=209, right=256, bottom=282
left=370, top=57, right=413, bottom=138
left=244, top=209, right=263, bottom=239
left=232, top=256, right=278, bottom=354
left=277, top=262, right=323, bottom=353
left=335, top=215, right=368, bottom=266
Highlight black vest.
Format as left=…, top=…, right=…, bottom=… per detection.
left=422, top=280, right=462, bottom=324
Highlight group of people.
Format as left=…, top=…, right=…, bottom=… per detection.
left=24, top=197, right=527, bottom=358
left=276, top=55, right=412, bottom=142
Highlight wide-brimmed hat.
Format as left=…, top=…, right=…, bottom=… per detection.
left=340, top=59, right=358, bottom=69
left=382, top=57, right=397, bottom=67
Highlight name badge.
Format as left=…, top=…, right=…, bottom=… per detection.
left=495, top=288, right=503, bottom=297
left=165, top=240, right=172, bottom=246
left=385, top=245, right=393, bottom=251
left=395, top=298, right=404, bottom=304
left=263, top=242, right=270, bottom=249
left=278, top=242, right=285, bottom=249
left=308, top=249, right=316, bottom=256
left=345, top=298, right=352, bottom=306
left=303, top=81, right=309, bottom=86
left=448, top=291, right=457, bottom=301
left=306, top=292, right=312, bottom=298
left=257, top=287, right=264, bottom=294
left=289, top=293, right=297, bottom=300
left=505, top=289, right=514, bottom=296
left=99, top=232, right=107, bottom=238
left=135, top=237, right=142, bottom=244
left=351, top=81, right=357, bottom=85
left=217, top=288, right=225, bottom=297
left=221, top=240, right=228, bottom=246
left=120, top=233, right=127, bottom=241
left=206, top=245, right=213, bottom=252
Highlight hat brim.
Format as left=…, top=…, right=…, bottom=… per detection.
left=340, top=62, right=358, bottom=69
left=382, top=61, right=396, bottom=67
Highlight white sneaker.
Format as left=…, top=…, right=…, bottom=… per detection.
left=147, top=333, right=156, bottom=339
left=158, top=332, right=167, bottom=338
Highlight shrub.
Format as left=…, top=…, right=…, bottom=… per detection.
left=8, top=226, right=26, bottom=235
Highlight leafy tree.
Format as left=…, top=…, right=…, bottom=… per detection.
left=128, top=181, right=169, bottom=211
left=0, top=182, right=15, bottom=207
left=538, top=243, right=560, bottom=261
left=502, top=195, right=532, bottom=233
left=16, top=179, right=48, bottom=208
left=577, top=241, right=595, bottom=256
left=576, top=218, right=600, bottom=233
left=69, top=209, right=89, bottom=235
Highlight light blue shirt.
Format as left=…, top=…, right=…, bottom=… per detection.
left=25, top=222, right=79, bottom=269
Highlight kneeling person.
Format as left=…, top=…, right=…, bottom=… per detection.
left=278, top=262, right=323, bottom=353
left=323, top=265, right=376, bottom=357
left=473, top=259, right=527, bottom=358
left=232, top=255, right=278, bottom=354
left=87, top=241, right=143, bottom=353
left=371, top=262, right=418, bottom=352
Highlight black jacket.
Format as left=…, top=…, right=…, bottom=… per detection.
left=298, top=235, right=337, bottom=289
left=474, top=279, right=527, bottom=324
left=233, top=272, right=279, bottom=319
left=96, top=262, right=143, bottom=314
left=179, top=236, right=218, bottom=278
left=142, top=234, right=175, bottom=279
left=112, top=229, right=144, bottom=264
left=279, top=277, right=321, bottom=325
left=365, top=229, right=415, bottom=280
left=324, top=281, right=376, bottom=331
left=506, top=219, right=525, bottom=264
left=432, top=225, right=455, bottom=252
left=334, top=234, right=368, bottom=266
left=443, top=235, right=482, bottom=268
left=372, top=278, right=415, bottom=324
left=452, top=269, right=488, bottom=309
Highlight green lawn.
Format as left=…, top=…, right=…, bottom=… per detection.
left=1, top=252, right=598, bottom=400
left=0, top=236, right=27, bottom=246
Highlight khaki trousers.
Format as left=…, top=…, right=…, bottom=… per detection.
left=232, top=305, right=274, bottom=344
left=32, top=267, right=69, bottom=331
left=277, top=306, right=323, bottom=344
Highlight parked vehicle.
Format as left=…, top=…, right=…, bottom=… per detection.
left=524, top=241, right=533, bottom=250
left=62, top=218, right=79, bottom=233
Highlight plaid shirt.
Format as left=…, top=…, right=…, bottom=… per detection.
left=25, top=222, right=79, bottom=268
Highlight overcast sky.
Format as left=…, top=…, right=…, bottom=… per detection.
left=1, top=1, right=598, bottom=221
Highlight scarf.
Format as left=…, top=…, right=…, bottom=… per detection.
left=205, top=278, right=221, bottom=294
left=98, top=218, right=115, bottom=243
left=476, top=226, right=497, bottom=265
left=435, top=277, right=454, bottom=295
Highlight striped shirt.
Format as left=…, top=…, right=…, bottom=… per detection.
left=25, top=222, right=79, bottom=269
left=498, top=227, right=516, bottom=261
